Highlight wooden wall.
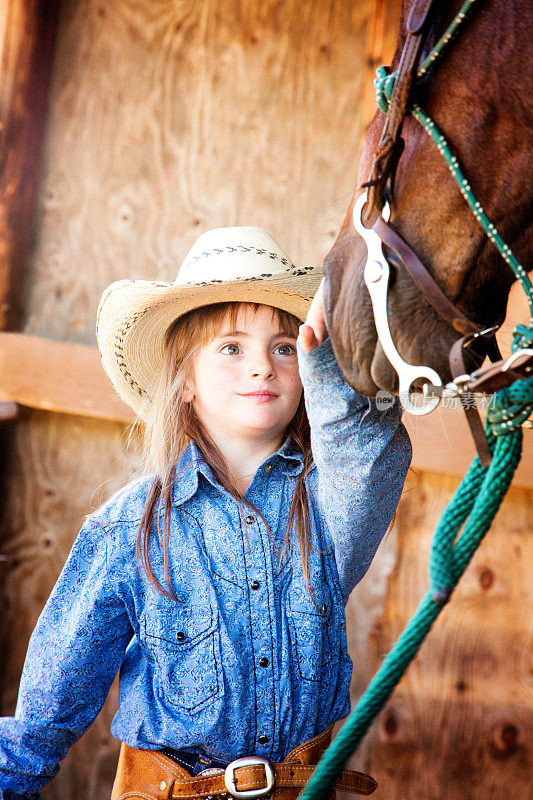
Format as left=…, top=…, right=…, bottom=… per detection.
left=346, top=473, right=533, bottom=799
left=0, top=1, right=531, bottom=799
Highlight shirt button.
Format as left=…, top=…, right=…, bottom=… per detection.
left=176, top=631, right=185, bottom=641
left=259, top=657, right=270, bottom=668
left=321, top=603, right=328, bottom=616
left=245, top=515, right=255, bottom=524
left=264, top=463, right=272, bottom=473
left=258, top=735, right=269, bottom=745
left=251, top=580, right=260, bottom=590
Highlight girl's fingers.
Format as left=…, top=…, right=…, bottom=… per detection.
left=297, top=323, right=319, bottom=352
left=299, top=279, right=327, bottom=350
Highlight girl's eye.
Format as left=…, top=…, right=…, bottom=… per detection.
left=275, top=343, right=296, bottom=355
left=220, top=343, right=241, bottom=355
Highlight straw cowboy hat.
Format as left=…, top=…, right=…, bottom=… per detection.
left=96, top=226, right=324, bottom=420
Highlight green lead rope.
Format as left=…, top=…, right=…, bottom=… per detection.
left=298, top=1, right=533, bottom=797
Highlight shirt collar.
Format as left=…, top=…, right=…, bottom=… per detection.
left=171, top=436, right=305, bottom=506
left=274, top=435, right=305, bottom=474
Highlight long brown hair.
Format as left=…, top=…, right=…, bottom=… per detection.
left=134, top=301, right=317, bottom=602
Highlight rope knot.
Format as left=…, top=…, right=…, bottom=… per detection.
left=374, top=66, right=395, bottom=113
left=512, top=323, right=533, bottom=352
left=486, top=376, right=533, bottom=435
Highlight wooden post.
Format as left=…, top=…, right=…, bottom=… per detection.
left=0, top=0, right=60, bottom=331
left=361, top=0, right=403, bottom=136
left=0, top=0, right=59, bottom=704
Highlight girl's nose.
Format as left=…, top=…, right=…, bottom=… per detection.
left=250, top=354, right=275, bottom=379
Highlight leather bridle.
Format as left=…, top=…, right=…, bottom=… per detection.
left=354, top=0, right=533, bottom=464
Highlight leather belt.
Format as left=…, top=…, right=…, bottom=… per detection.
left=171, top=760, right=377, bottom=798
left=111, top=725, right=378, bottom=800
left=364, top=0, right=437, bottom=218
left=372, top=214, right=491, bottom=336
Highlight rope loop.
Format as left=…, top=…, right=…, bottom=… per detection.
left=373, top=66, right=395, bottom=113
left=487, top=378, right=533, bottom=436
left=486, top=324, right=533, bottom=435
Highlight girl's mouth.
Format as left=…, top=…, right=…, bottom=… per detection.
left=240, top=391, right=278, bottom=402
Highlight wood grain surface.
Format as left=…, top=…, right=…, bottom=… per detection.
left=0, top=332, right=134, bottom=422
left=0, top=408, right=141, bottom=797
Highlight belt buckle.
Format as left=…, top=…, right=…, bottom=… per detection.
left=224, top=756, right=275, bottom=799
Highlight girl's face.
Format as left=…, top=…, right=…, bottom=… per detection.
left=184, top=304, right=303, bottom=447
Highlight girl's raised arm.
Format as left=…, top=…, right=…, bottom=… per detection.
left=296, top=284, right=412, bottom=604
left=0, top=516, right=134, bottom=799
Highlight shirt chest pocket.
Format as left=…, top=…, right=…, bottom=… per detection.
left=288, top=584, right=337, bottom=683
left=141, top=602, right=222, bottom=713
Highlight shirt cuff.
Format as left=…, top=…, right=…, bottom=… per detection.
left=297, top=336, right=346, bottom=385
left=297, top=335, right=406, bottom=419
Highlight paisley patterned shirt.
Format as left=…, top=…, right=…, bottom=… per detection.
left=0, top=338, right=412, bottom=799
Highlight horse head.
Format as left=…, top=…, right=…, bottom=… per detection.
left=323, top=0, right=532, bottom=397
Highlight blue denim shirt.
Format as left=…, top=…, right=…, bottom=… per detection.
left=0, top=338, right=412, bottom=799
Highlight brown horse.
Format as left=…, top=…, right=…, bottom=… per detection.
left=323, top=0, right=533, bottom=398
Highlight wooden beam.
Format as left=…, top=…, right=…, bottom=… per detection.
left=0, top=332, right=134, bottom=423
left=0, top=331, right=530, bottom=483
left=0, top=0, right=60, bottom=331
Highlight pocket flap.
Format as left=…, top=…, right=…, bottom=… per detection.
left=142, top=605, right=216, bottom=649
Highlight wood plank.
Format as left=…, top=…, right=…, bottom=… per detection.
left=0, top=332, right=134, bottom=423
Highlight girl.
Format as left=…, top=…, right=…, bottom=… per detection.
left=0, top=226, right=412, bottom=800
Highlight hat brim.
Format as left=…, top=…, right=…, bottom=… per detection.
left=96, top=266, right=323, bottom=421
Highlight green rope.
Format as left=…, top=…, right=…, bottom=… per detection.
left=410, top=105, right=533, bottom=320
left=298, top=3, right=533, bottom=797
left=417, top=0, right=479, bottom=78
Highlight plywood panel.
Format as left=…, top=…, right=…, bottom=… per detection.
left=24, top=0, right=372, bottom=346
left=0, top=408, right=141, bottom=797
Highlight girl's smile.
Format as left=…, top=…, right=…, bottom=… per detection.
left=238, top=390, right=279, bottom=401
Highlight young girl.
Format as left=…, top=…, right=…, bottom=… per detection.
left=0, top=227, right=412, bottom=800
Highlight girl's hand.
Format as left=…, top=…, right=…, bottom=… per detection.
left=298, top=278, right=327, bottom=352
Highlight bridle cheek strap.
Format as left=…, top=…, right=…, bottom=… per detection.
left=372, top=215, right=488, bottom=336
left=372, top=214, right=503, bottom=467
left=365, top=0, right=436, bottom=218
